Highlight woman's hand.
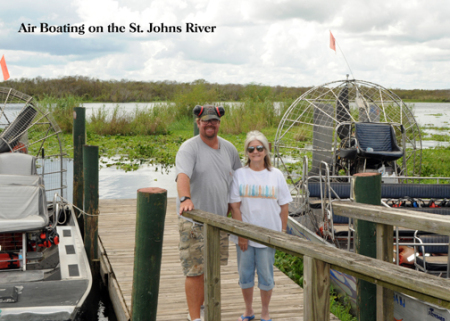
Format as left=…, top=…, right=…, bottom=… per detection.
left=238, top=236, right=248, bottom=252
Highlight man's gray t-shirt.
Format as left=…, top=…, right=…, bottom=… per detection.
left=176, top=135, right=242, bottom=219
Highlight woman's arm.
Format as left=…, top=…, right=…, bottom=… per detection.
left=280, top=203, right=289, bottom=233
left=230, top=201, right=248, bottom=251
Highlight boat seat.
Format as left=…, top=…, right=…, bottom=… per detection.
left=0, top=270, right=45, bottom=284
left=416, top=234, right=449, bottom=254
left=0, top=152, right=37, bottom=175
left=355, top=122, right=404, bottom=161
left=414, top=234, right=449, bottom=273
left=0, top=153, right=48, bottom=233
left=308, top=182, right=450, bottom=199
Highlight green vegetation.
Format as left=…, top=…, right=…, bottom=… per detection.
left=7, top=76, right=450, bottom=103
left=274, top=251, right=357, bottom=321
left=89, top=104, right=173, bottom=136
left=421, top=147, right=450, bottom=178
left=10, top=77, right=310, bottom=103
left=39, top=95, right=84, bottom=133
left=393, top=88, right=450, bottom=102
left=38, top=83, right=293, bottom=170
left=422, top=125, right=450, bottom=131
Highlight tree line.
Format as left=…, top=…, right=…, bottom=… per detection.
left=4, top=76, right=449, bottom=102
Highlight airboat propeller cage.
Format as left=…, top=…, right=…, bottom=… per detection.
left=0, top=105, right=37, bottom=153
left=274, top=79, right=422, bottom=189
left=0, top=87, right=67, bottom=201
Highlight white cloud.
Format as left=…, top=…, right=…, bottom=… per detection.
left=1, top=0, right=449, bottom=89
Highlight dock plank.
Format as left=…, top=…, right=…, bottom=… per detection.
left=99, top=198, right=339, bottom=321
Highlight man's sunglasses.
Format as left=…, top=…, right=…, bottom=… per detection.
left=200, top=119, right=220, bottom=125
left=247, top=145, right=265, bottom=153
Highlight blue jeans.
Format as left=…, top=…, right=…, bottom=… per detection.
left=236, top=244, right=275, bottom=291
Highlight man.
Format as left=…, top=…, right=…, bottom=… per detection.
left=176, top=105, right=242, bottom=321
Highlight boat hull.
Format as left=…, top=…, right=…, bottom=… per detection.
left=287, top=216, right=450, bottom=320
left=0, top=207, right=92, bottom=321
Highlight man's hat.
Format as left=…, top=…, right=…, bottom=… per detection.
left=193, top=105, right=225, bottom=121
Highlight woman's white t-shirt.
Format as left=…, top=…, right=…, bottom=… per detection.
left=228, top=166, right=293, bottom=248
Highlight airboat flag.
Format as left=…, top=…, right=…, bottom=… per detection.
left=1, top=55, right=10, bottom=81
left=329, top=31, right=336, bottom=52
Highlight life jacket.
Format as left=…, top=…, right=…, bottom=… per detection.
left=7, top=142, right=28, bottom=154
left=0, top=252, right=21, bottom=270
left=37, top=229, right=60, bottom=248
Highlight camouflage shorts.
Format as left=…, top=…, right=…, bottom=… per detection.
left=178, top=217, right=229, bottom=277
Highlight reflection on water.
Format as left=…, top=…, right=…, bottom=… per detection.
left=412, top=102, right=450, bottom=128
left=99, top=164, right=177, bottom=199
left=66, top=159, right=177, bottom=202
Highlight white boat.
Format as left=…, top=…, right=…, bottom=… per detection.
left=0, top=88, right=92, bottom=320
left=274, top=79, right=450, bottom=320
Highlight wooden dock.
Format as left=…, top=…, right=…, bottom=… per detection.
left=98, top=198, right=339, bottom=321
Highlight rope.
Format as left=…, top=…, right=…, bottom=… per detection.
left=58, top=196, right=100, bottom=218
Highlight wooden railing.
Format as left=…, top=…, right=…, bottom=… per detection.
left=184, top=203, right=450, bottom=321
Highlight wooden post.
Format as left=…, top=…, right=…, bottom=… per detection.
left=204, top=224, right=221, bottom=321
left=376, top=223, right=394, bottom=321
left=303, top=256, right=330, bottom=321
left=131, top=187, right=167, bottom=321
left=194, top=115, right=199, bottom=136
left=353, top=172, right=381, bottom=321
left=83, top=145, right=99, bottom=271
left=73, top=107, right=86, bottom=238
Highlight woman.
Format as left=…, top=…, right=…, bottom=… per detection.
left=229, top=130, right=293, bottom=321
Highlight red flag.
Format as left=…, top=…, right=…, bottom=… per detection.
left=329, top=31, right=336, bottom=51
left=1, top=55, right=10, bottom=81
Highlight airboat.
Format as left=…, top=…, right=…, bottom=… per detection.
left=274, top=79, right=450, bottom=320
left=0, top=87, right=92, bottom=320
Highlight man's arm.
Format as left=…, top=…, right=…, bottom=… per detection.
left=177, top=173, right=194, bottom=215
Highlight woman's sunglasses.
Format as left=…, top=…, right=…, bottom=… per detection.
left=247, top=145, right=265, bottom=153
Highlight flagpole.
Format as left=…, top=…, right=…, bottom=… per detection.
left=336, top=42, right=355, bottom=80
left=329, top=31, right=355, bottom=80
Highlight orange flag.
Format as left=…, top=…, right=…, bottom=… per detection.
left=1, top=55, right=10, bottom=81
left=329, top=31, right=336, bottom=51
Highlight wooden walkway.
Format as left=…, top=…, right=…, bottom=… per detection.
left=98, top=198, right=339, bottom=321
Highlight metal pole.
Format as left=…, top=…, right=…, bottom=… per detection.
left=353, top=172, right=381, bottom=321
left=83, top=145, right=99, bottom=269
left=73, top=107, right=86, bottom=238
left=194, top=115, right=199, bottom=136
left=131, top=187, right=167, bottom=321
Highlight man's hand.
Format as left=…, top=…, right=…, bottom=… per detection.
left=177, top=173, right=193, bottom=215
left=179, top=199, right=194, bottom=215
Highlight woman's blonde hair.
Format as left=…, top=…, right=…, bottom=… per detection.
left=244, top=130, right=272, bottom=169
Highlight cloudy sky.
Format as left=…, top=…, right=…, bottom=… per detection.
left=1, top=0, right=449, bottom=89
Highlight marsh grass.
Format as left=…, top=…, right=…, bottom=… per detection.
left=221, top=99, right=291, bottom=135
left=38, top=96, right=174, bottom=136
left=39, top=83, right=293, bottom=137
left=88, top=104, right=172, bottom=136
left=172, top=80, right=218, bottom=119
left=421, top=147, right=450, bottom=178
left=39, top=95, right=83, bottom=133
